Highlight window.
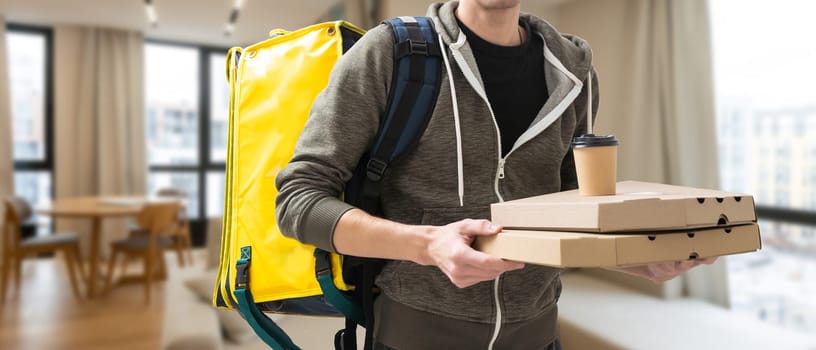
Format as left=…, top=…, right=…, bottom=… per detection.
left=145, top=44, right=199, bottom=166
left=7, top=25, right=53, bottom=232
left=209, top=53, right=229, bottom=164
left=711, top=0, right=816, bottom=335
left=145, top=43, right=228, bottom=245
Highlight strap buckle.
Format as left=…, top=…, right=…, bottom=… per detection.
left=235, top=260, right=250, bottom=289
left=314, top=249, right=333, bottom=278
left=408, top=40, right=429, bottom=55
left=366, top=158, right=388, bottom=182
left=395, top=39, right=438, bottom=59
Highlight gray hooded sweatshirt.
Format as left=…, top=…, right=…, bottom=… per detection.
left=276, top=1, right=598, bottom=349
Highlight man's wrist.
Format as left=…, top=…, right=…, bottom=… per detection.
left=403, top=224, right=434, bottom=266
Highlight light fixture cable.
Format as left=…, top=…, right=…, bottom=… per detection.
left=224, top=0, right=246, bottom=36
left=145, top=0, right=158, bottom=27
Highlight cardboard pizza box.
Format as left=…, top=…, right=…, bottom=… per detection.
left=491, top=181, right=756, bottom=233
left=474, top=223, right=761, bottom=268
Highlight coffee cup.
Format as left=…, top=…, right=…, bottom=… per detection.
left=572, top=134, right=619, bottom=196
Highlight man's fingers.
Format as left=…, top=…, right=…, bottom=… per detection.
left=455, top=219, right=502, bottom=236
left=678, top=260, right=696, bottom=271
left=445, top=262, right=523, bottom=289
left=441, top=246, right=525, bottom=288
left=613, top=257, right=716, bottom=285
left=431, top=219, right=527, bottom=288
left=648, top=262, right=673, bottom=276
left=442, top=261, right=503, bottom=288
left=459, top=248, right=525, bottom=273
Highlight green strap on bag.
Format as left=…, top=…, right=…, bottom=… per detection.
left=234, top=247, right=300, bottom=350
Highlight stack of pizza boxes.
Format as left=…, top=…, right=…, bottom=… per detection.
left=476, top=181, right=761, bottom=267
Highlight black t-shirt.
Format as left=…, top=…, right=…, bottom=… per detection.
left=458, top=19, right=548, bottom=157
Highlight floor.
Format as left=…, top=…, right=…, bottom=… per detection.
left=0, top=252, right=187, bottom=350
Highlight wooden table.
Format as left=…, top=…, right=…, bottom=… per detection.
left=37, top=196, right=175, bottom=298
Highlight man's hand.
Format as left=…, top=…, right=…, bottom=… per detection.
left=609, top=257, right=718, bottom=283
left=418, top=219, right=525, bottom=289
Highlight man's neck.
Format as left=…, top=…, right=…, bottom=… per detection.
left=455, top=1, right=523, bottom=46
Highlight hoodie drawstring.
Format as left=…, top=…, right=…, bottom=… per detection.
left=439, top=33, right=465, bottom=207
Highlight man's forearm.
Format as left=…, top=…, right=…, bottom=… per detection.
left=333, top=208, right=433, bottom=265
left=334, top=209, right=526, bottom=288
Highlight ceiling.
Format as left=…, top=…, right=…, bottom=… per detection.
left=1, top=0, right=570, bottom=48
left=2, top=0, right=340, bottom=47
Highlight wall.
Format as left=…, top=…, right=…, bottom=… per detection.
left=380, top=0, right=434, bottom=18
left=552, top=0, right=628, bottom=143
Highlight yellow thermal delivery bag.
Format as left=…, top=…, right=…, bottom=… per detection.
left=213, top=16, right=444, bottom=350
left=213, top=21, right=360, bottom=321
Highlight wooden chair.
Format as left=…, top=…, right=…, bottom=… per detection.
left=156, top=188, right=194, bottom=267
left=104, top=201, right=181, bottom=304
left=128, top=188, right=193, bottom=267
left=1, top=197, right=85, bottom=302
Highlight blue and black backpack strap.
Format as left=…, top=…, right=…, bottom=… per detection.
left=332, top=16, right=443, bottom=350
left=361, top=16, right=442, bottom=210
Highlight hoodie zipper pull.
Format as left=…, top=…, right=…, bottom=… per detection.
left=498, top=159, right=506, bottom=179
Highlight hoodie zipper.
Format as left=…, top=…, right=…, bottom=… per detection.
left=446, top=32, right=585, bottom=349
left=488, top=116, right=505, bottom=350
left=439, top=34, right=507, bottom=348
left=448, top=37, right=510, bottom=350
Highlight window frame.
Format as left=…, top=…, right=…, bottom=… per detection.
left=145, top=39, right=229, bottom=245
left=8, top=23, right=55, bottom=176
left=756, top=206, right=816, bottom=227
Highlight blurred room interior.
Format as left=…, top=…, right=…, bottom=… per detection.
left=1, top=0, right=815, bottom=349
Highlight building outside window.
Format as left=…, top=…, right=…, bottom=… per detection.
left=711, top=0, right=816, bottom=334
left=145, top=42, right=228, bottom=244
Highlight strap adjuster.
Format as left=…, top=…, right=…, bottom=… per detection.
left=395, top=40, right=439, bottom=59
left=408, top=40, right=429, bottom=55
left=366, top=158, right=388, bottom=182
left=235, top=260, right=250, bottom=289
left=314, top=249, right=333, bottom=278
left=316, top=267, right=331, bottom=277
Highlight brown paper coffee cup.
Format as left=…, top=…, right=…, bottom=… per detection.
left=572, top=134, right=619, bottom=196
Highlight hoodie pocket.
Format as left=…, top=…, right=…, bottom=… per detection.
left=420, top=206, right=491, bottom=226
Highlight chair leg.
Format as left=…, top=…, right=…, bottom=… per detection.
left=118, top=255, right=129, bottom=278
left=175, top=239, right=185, bottom=267
left=185, top=234, right=194, bottom=265
left=144, top=251, right=153, bottom=304
left=157, top=248, right=168, bottom=280
left=0, top=253, right=10, bottom=303
left=103, top=249, right=119, bottom=295
left=73, top=248, right=87, bottom=285
left=13, top=257, right=22, bottom=299
left=64, top=248, right=82, bottom=300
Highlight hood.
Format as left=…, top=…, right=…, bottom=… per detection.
left=426, top=1, right=594, bottom=79
left=425, top=1, right=597, bottom=208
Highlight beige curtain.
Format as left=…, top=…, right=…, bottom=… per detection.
left=0, top=16, right=13, bottom=262
left=556, top=0, right=728, bottom=306
left=618, top=0, right=720, bottom=188
left=54, top=25, right=146, bottom=257
left=663, top=0, right=729, bottom=307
